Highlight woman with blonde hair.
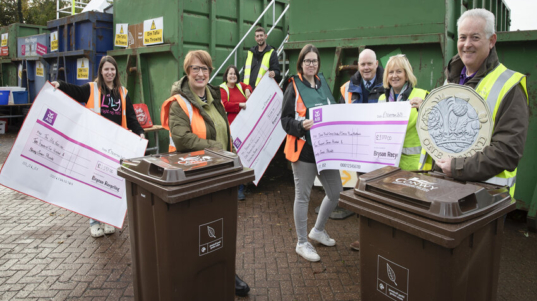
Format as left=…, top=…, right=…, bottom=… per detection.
left=379, top=54, right=429, bottom=170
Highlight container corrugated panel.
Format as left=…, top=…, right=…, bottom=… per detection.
left=1, top=23, right=48, bottom=87
left=108, top=0, right=289, bottom=150
left=495, top=31, right=537, bottom=230
left=0, top=23, right=48, bottom=60
left=43, top=12, right=114, bottom=86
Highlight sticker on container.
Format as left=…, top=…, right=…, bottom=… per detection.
left=77, top=58, right=89, bottom=80
left=50, top=32, right=58, bottom=52
left=115, top=23, right=128, bottom=47
left=18, top=64, right=22, bottom=79
left=1, top=33, right=7, bottom=47
left=0, top=46, right=7, bottom=57
left=36, top=42, right=47, bottom=56
left=377, top=255, right=409, bottom=301
left=199, top=218, right=224, bottom=256
left=143, top=17, right=163, bottom=45
left=36, top=62, right=44, bottom=77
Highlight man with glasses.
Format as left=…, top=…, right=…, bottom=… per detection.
left=420, top=9, right=528, bottom=199
left=243, top=27, right=281, bottom=90
left=339, top=49, right=385, bottom=104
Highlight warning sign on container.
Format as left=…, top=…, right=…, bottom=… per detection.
left=199, top=218, right=223, bottom=256
left=377, top=255, right=409, bottom=301
left=36, top=62, right=44, bottom=77
left=1, top=33, right=7, bottom=47
left=18, top=64, right=22, bottom=79
left=50, top=32, right=58, bottom=52
left=77, top=58, right=89, bottom=80
left=115, top=23, right=128, bottom=47
left=143, top=17, right=163, bottom=46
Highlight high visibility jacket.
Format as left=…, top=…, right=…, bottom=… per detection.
left=379, top=88, right=428, bottom=171
left=88, top=82, right=127, bottom=128
left=244, top=49, right=274, bottom=87
left=419, top=64, right=527, bottom=197
left=339, top=80, right=383, bottom=104
left=283, top=73, right=335, bottom=162
left=219, top=82, right=245, bottom=101
left=340, top=81, right=353, bottom=104
left=161, top=94, right=207, bottom=152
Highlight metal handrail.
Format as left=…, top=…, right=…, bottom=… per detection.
left=209, top=0, right=290, bottom=83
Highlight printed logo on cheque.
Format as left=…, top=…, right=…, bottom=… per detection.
left=313, top=108, right=322, bottom=123
left=43, top=109, right=58, bottom=126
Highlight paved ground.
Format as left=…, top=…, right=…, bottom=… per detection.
left=0, top=127, right=536, bottom=300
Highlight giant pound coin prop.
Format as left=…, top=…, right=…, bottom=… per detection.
left=417, top=84, right=493, bottom=161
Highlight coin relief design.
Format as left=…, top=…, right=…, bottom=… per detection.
left=417, top=84, right=493, bottom=161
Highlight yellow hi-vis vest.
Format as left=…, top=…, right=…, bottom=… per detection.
left=244, top=49, right=274, bottom=86
left=419, top=64, right=527, bottom=198
left=219, top=83, right=245, bottom=102
left=379, top=88, right=428, bottom=171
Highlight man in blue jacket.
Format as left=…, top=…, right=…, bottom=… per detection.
left=339, top=49, right=385, bottom=103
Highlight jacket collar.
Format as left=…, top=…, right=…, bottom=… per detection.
left=349, top=65, right=384, bottom=89
left=447, top=47, right=500, bottom=85
left=174, top=76, right=221, bottom=109
left=250, top=44, right=274, bottom=55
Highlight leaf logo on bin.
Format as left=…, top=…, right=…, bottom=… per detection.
left=208, top=226, right=216, bottom=239
left=387, top=263, right=397, bottom=286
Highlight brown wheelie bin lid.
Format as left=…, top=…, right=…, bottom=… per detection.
left=118, top=148, right=243, bottom=186
left=354, top=166, right=511, bottom=223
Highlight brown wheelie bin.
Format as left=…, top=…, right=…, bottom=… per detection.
left=117, top=149, right=255, bottom=301
left=339, top=166, right=515, bottom=301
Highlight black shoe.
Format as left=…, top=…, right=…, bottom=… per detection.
left=235, top=274, right=250, bottom=296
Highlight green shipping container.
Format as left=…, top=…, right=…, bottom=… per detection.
left=108, top=0, right=289, bottom=152
left=0, top=23, right=48, bottom=87
left=285, top=0, right=537, bottom=229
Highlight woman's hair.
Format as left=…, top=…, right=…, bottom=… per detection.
left=183, top=50, right=213, bottom=75
left=296, top=44, right=321, bottom=75
left=382, top=54, right=417, bottom=89
left=222, top=65, right=240, bottom=83
left=96, top=55, right=122, bottom=98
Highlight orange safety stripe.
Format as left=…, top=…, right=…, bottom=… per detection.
left=87, top=82, right=127, bottom=128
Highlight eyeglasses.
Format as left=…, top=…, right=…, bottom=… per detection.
left=190, top=65, right=211, bottom=74
left=303, top=59, right=319, bottom=66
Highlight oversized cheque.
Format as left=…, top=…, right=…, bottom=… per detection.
left=0, top=83, right=147, bottom=228
left=230, top=75, right=286, bottom=185
left=309, top=102, right=411, bottom=173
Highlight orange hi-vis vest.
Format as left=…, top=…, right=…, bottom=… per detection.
left=161, top=94, right=207, bottom=152
left=340, top=81, right=353, bottom=104
left=283, top=74, right=309, bottom=162
left=88, top=82, right=127, bottom=128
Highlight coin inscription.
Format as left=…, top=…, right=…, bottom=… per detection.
left=417, top=84, right=492, bottom=160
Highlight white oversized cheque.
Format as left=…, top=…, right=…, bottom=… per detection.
left=309, top=102, right=411, bottom=173
left=0, top=83, right=147, bottom=228
left=230, top=75, right=286, bottom=185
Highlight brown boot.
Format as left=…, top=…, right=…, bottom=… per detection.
left=350, top=240, right=360, bottom=251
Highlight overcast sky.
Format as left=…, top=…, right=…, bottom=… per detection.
left=503, top=0, right=537, bottom=30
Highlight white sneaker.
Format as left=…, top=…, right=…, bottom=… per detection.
left=90, top=223, right=104, bottom=238
left=296, top=242, right=320, bottom=262
left=103, top=223, right=116, bottom=235
left=308, top=228, right=336, bottom=246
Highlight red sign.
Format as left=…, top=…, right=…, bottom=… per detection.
left=132, top=103, right=153, bottom=128
left=36, top=42, right=47, bottom=55
left=0, top=47, right=8, bottom=56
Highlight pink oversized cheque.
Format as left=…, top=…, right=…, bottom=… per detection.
left=309, top=102, right=411, bottom=173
